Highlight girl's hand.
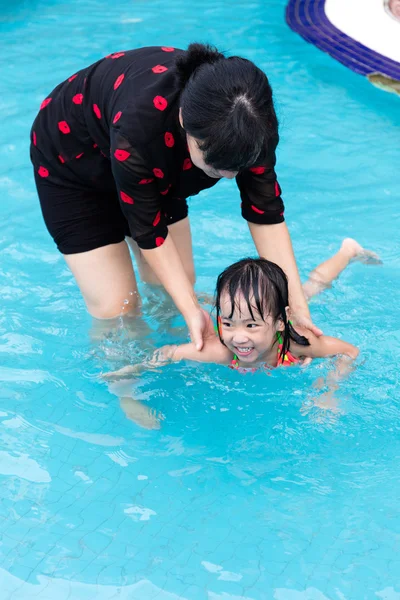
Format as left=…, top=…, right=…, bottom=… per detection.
left=185, top=307, right=214, bottom=351
left=101, top=364, right=142, bottom=380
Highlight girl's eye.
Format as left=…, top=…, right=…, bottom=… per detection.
left=247, top=323, right=258, bottom=329
left=221, top=322, right=231, bottom=327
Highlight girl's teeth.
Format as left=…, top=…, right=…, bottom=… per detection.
left=237, top=347, right=252, bottom=352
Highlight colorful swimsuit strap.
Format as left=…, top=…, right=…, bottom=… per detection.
left=230, top=354, right=240, bottom=369
left=276, top=331, right=299, bottom=366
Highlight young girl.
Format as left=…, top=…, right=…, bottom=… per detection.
left=104, top=238, right=380, bottom=381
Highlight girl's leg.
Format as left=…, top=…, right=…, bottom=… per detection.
left=127, top=217, right=195, bottom=286
left=303, top=238, right=381, bottom=300
left=64, top=240, right=140, bottom=319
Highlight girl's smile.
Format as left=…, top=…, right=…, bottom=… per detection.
left=218, top=290, right=283, bottom=365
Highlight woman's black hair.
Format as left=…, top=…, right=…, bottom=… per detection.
left=176, top=43, right=279, bottom=172
left=215, top=258, right=310, bottom=361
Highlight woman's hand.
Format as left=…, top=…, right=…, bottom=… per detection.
left=290, top=310, right=323, bottom=367
left=185, top=307, right=214, bottom=351
left=291, top=311, right=323, bottom=338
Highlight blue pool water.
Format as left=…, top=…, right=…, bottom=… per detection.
left=1, top=0, right=400, bottom=598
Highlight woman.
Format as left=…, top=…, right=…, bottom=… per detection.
left=30, top=43, right=320, bottom=349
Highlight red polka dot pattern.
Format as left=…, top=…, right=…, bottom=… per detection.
left=120, top=191, right=134, bottom=204
left=153, top=211, right=161, bottom=226
left=152, top=65, right=168, bottom=73
left=38, top=166, right=49, bottom=177
left=249, top=166, right=266, bottom=175
left=114, top=149, right=130, bottom=161
left=31, top=47, right=283, bottom=253
left=58, top=121, right=71, bottom=134
left=156, top=236, right=165, bottom=246
left=40, top=98, right=52, bottom=110
left=160, top=184, right=171, bottom=195
left=153, top=96, right=168, bottom=111
left=164, top=132, right=174, bottom=148
left=114, top=74, right=125, bottom=90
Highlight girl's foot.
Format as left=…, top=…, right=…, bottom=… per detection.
left=341, top=238, right=382, bottom=265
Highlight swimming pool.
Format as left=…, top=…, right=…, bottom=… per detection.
left=1, top=0, right=400, bottom=598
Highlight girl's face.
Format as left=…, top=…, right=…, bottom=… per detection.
left=218, top=290, right=283, bottom=364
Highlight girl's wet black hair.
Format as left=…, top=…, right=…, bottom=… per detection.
left=215, top=258, right=310, bottom=361
left=176, top=43, right=279, bottom=172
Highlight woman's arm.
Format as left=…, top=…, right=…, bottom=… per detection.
left=249, top=221, right=308, bottom=314
left=236, top=161, right=321, bottom=338
left=141, top=236, right=207, bottom=348
left=110, top=132, right=209, bottom=350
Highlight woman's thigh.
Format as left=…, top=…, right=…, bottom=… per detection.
left=65, top=241, right=139, bottom=319
left=127, top=216, right=195, bottom=286
left=34, top=175, right=137, bottom=318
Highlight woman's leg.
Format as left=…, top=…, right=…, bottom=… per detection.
left=127, top=216, right=196, bottom=286
left=64, top=241, right=140, bottom=319
left=107, top=380, right=164, bottom=430
left=303, top=238, right=381, bottom=300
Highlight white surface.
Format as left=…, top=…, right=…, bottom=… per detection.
left=325, top=0, right=400, bottom=63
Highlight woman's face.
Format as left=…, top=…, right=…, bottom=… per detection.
left=186, top=134, right=238, bottom=179
left=179, top=109, right=238, bottom=179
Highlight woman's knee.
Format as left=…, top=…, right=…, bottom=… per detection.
left=87, top=291, right=140, bottom=320
left=64, top=241, right=139, bottom=319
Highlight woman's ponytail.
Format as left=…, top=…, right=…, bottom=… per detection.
left=175, top=43, right=225, bottom=87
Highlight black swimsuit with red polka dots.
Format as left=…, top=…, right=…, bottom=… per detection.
left=30, top=46, right=285, bottom=254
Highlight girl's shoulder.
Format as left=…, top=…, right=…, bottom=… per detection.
left=172, top=335, right=233, bottom=365
left=289, top=328, right=359, bottom=360
left=288, top=326, right=314, bottom=359
left=202, top=336, right=233, bottom=365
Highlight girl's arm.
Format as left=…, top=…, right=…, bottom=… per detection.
left=102, top=337, right=231, bottom=380
left=171, top=338, right=232, bottom=364
left=295, top=332, right=359, bottom=415
left=293, top=331, right=359, bottom=360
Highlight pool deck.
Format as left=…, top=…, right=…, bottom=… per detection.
left=286, top=0, right=400, bottom=81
